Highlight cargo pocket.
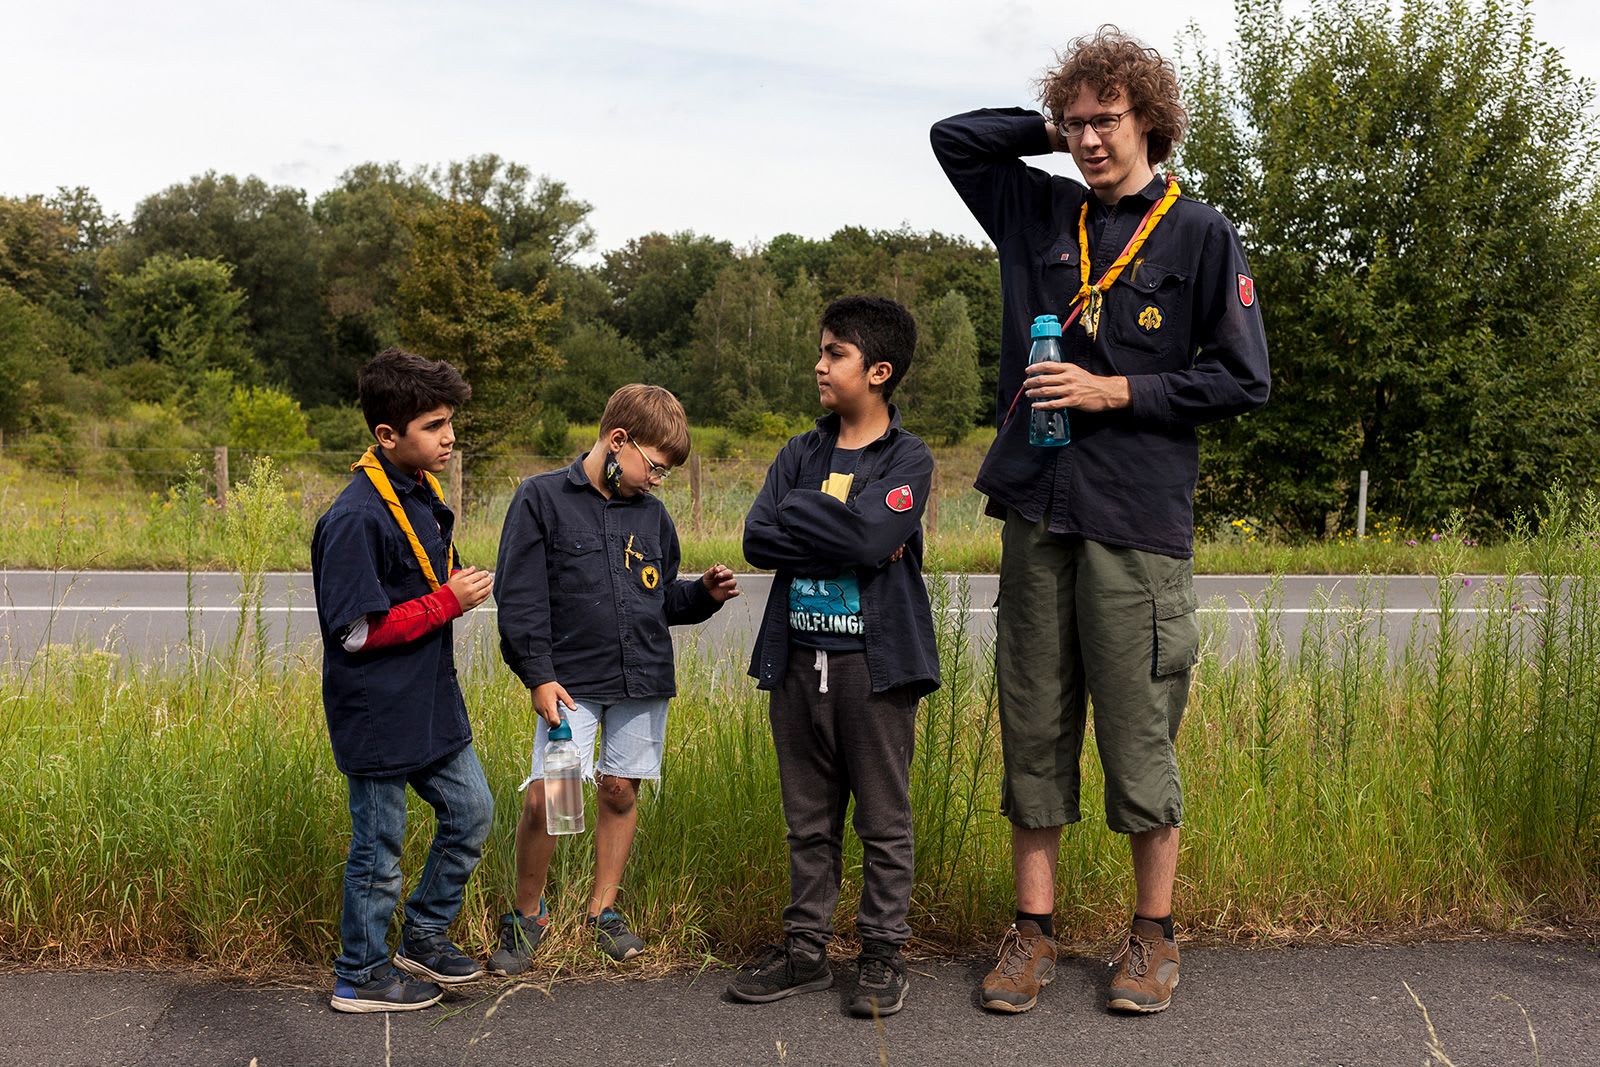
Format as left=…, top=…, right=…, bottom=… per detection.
left=1153, top=586, right=1200, bottom=677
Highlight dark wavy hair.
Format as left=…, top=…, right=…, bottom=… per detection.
left=358, top=347, right=471, bottom=436
left=1038, top=25, right=1188, bottom=167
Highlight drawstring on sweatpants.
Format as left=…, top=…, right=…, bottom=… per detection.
left=813, top=649, right=829, bottom=694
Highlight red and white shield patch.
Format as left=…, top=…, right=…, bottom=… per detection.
left=885, top=484, right=913, bottom=512
left=1237, top=273, right=1256, bottom=307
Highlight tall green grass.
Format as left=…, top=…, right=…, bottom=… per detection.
left=2, top=494, right=1597, bottom=973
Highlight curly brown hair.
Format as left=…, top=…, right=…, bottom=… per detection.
left=1037, top=25, right=1188, bottom=167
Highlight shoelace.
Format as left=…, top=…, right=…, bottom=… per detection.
left=858, top=955, right=896, bottom=987
left=994, top=925, right=1035, bottom=979
left=1110, top=932, right=1154, bottom=978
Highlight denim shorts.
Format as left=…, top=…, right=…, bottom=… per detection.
left=520, top=696, right=671, bottom=789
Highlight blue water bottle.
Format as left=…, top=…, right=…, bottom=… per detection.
left=1027, top=314, right=1070, bottom=447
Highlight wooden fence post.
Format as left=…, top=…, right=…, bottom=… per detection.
left=213, top=445, right=229, bottom=507
left=449, top=450, right=464, bottom=519
left=690, top=454, right=703, bottom=531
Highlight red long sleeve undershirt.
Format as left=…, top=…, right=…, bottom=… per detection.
left=341, top=580, right=463, bottom=652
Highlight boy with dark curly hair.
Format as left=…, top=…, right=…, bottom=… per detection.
left=932, top=26, right=1271, bottom=1015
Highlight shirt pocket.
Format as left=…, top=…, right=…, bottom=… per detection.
left=1038, top=235, right=1083, bottom=316
left=550, top=527, right=607, bottom=599
left=1109, top=258, right=1190, bottom=367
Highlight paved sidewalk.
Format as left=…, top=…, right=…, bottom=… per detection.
left=3, top=939, right=1596, bottom=1067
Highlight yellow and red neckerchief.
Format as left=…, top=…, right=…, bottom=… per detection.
left=1068, top=175, right=1182, bottom=340
left=351, top=446, right=459, bottom=592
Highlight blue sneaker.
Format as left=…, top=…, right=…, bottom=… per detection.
left=394, top=931, right=485, bottom=985
left=330, top=964, right=443, bottom=1014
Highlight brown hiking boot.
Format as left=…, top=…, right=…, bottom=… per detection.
left=1106, top=918, right=1180, bottom=1013
left=979, top=921, right=1058, bottom=1013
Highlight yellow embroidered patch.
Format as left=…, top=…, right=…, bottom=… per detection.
left=641, top=565, right=660, bottom=590
left=1138, top=305, right=1163, bottom=332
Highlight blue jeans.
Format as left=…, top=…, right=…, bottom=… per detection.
left=335, top=743, right=494, bottom=984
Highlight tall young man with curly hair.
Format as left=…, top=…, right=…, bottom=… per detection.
left=932, top=26, right=1270, bottom=1014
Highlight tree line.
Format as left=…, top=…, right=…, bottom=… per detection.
left=1, top=0, right=1596, bottom=534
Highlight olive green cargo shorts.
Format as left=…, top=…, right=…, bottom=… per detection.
left=995, top=511, right=1200, bottom=834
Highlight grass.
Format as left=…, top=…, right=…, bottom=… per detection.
left=2, top=482, right=1598, bottom=975
left=0, top=435, right=1522, bottom=575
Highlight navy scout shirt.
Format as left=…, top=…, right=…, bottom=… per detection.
left=311, top=449, right=469, bottom=777
left=495, top=455, right=720, bottom=701
left=931, top=108, right=1271, bottom=558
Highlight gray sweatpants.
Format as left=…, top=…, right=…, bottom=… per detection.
left=769, top=646, right=919, bottom=952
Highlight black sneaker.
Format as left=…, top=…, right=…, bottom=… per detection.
left=586, top=908, right=645, bottom=961
left=394, top=931, right=485, bottom=985
left=330, top=964, right=443, bottom=1014
left=727, top=942, right=834, bottom=1003
left=488, top=900, right=549, bottom=976
left=848, top=941, right=908, bottom=1018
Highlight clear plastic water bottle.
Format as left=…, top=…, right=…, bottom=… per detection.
left=543, top=715, right=585, bottom=835
left=1027, top=314, right=1071, bottom=447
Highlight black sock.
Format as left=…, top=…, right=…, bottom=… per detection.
left=1015, top=910, right=1054, bottom=937
left=1135, top=913, right=1175, bottom=940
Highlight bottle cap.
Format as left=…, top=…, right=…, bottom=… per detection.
left=549, top=715, right=572, bottom=741
left=1030, top=314, right=1062, bottom=338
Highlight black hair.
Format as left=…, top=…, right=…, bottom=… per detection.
left=819, top=296, right=917, bottom=399
left=357, top=348, right=471, bottom=436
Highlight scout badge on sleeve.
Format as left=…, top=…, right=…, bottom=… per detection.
left=1237, top=274, right=1256, bottom=307
left=885, top=485, right=914, bottom=513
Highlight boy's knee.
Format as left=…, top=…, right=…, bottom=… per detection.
left=597, top=775, right=639, bottom=815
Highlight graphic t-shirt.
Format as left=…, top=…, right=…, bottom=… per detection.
left=787, top=445, right=865, bottom=651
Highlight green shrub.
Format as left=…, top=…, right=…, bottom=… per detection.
left=306, top=404, right=371, bottom=457
left=227, top=386, right=317, bottom=459
left=533, top=409, right=571, bottom=458
left=111, top=402, right=208, bottom=490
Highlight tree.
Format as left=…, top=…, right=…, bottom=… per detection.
left=0, top=196, right=74, bottom=305
left=903, top=291, right=982, bottom=445
left=1179, top=0, right=1600, bottom=533
left=228, top=385, right=318, bottom=457
left=600, top=231, right=736, bottom=360
left=394, top=201, right=562, bottom=455
left=427, top=155, right=595, bottom=295
left=543, top=321, right=650, bottom=423
left=125, top=173, right=329, bottom=402
left=683, top=258, right=818, bottom=422
left=107, top=254, right=256, bottom=388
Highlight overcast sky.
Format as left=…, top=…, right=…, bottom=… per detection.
left=3, top=0, right=1596, bottom=254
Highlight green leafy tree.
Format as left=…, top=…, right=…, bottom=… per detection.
left=394, top=201, right=562, bottom=455
left=902, top=290, right=981, bottom=445
left=314, top=163, right=439, bottom=401
left=543, top=321, right=651, bottom=422
left=0, top=196, right=74, bottom=305
left=1180, top=0, right=1600, bottom=533
left=600, top=231, right=736, bottom=361
left=427, top=155, right=595, bottom=295
left=684, top=258, right=818, bottom=421
left=125, top=173, right=329, bottom=401
left=107, top=254, right=256, bottom=388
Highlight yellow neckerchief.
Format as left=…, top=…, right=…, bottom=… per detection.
left=351, top=446, right=459, bottom=592
left=1071, top=175, right=1182, bottom=340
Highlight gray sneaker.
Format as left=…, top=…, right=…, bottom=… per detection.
left=330, top=964, right=443, bottom=1014
left=727, top=941, right=833, bottom=1003
left=487, top=900, right=549, bottom=976
left=847, top=941, right=908, bottom=1017
left=586, top=907, right=645, bottom=961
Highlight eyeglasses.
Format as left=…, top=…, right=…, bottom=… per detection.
left=1058, top=108, right=1134, bottom=140
left=628, top=437, right=672, bottom=480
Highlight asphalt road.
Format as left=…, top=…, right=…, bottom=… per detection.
left=1, top=570, right=1532, bottom=664
left=2, top=938, right=1595, bottom=1066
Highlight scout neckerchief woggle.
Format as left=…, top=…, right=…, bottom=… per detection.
left=1071, top=175, right=1181, bottom=341
left=351, top=445, right=460, bottom=591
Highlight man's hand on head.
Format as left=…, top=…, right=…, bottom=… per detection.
left=445, top=566, right=494, bottom=611
left=1025, top=361, right=1132, bottom=413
